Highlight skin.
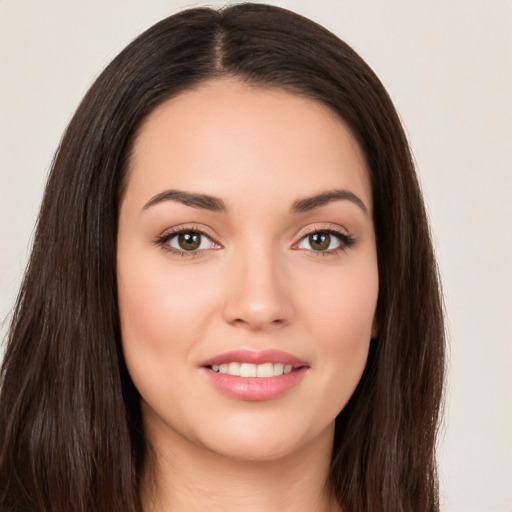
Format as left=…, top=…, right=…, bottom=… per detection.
left=117, top=78, right=378, bottom=512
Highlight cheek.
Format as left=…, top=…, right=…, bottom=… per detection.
left=296, top=261, right=378, bottom=409
left=301, top=258, right=378, bottom=344
left=118, top=254, right=218, bottom=347
left=117, top=261, right=172, bottom=402
left=118, top=267, right=176, bottom=360
left=117, top=256, right=216, bottom=420
left=332, top=283, right=376, bottom=347
left=117, top=252, right=227, bottom=404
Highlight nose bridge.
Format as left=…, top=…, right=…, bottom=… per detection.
left=222, top=239, right=292, bottom=329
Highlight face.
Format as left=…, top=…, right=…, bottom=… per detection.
left=117, top=79, right=378, bottom=462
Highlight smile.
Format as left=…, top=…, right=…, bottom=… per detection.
left=209, top=362, right=295, bottom=377
left=201, top=349, right=309, bottom=401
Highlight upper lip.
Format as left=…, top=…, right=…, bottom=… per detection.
left=201, top=349, right=308, bottom=367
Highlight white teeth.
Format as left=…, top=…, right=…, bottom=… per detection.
left=240, top=363, right=257, bottom=377
left=256, top=363, right=273, bottom=378
left=228, top=362, right=241, bottom=376
left=273, top=363, right=284, bottom=376
left=210, top=362, right=297, bottom=377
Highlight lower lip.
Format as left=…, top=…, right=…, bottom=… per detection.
left=202, top=367, right=308, bottom=401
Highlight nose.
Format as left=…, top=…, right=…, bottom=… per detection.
left=221, top=244, right=294, bottom=330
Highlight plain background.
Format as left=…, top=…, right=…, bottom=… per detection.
left=0, top=1, right=511, bottom=511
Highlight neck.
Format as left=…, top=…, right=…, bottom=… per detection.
left=141, top=423, right=341, bottom=512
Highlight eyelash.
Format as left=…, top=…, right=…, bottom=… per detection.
left=154, top=225, right=356, bottom=258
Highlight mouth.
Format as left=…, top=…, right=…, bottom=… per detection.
left=201, top=349, right=309, bottom=401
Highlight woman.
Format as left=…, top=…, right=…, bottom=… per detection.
left=0, top=4, right=444, bottom=512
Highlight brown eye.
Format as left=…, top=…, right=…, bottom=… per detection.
left=308, top=232, right=331, bottom=251
left=177, top=232, right=201, bottom=251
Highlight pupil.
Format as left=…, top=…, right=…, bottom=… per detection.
left=310, top=232, right=330, bottom=251
left=178, top=232, right=200, bottom=250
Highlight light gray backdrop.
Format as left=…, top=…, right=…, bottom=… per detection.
left=1, top=1, right=511, bottom=511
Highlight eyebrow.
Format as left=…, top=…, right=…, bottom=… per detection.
left=142, top=188, right=368, bottom=216
left=143, top=190, right=227, bottom=212
left=291, top=189, right=369, bottom=215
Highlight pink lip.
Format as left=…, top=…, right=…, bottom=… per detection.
left=201, top=349, right=307, bottom=367
left=200, top=349, right=309, bottom=401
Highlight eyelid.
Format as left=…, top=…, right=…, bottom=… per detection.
left=158, top=223, right=220, bottom=241
left=293, top=223, right=350, bottom=241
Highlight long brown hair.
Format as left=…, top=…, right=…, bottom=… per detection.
left=0, top=4, right=444, bottom=511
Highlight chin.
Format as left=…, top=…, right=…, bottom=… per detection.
left=188, top=412, right=336, bottom=464
left=202, top=435, right=296, bottom=462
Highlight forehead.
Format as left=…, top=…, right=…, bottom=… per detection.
left=125, top=78, right=372, bottom=212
